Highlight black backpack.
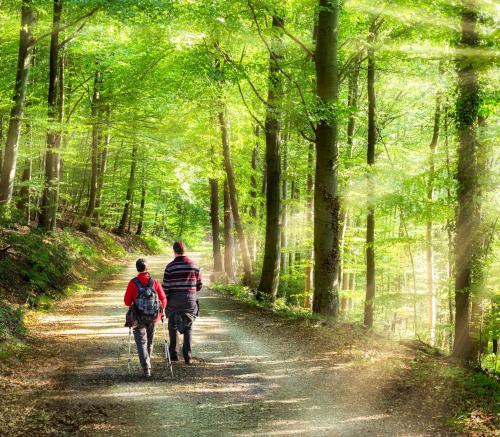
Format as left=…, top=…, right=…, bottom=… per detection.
left=133, top=277, right=161, bottom=323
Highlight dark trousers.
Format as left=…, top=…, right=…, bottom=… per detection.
left=133, top=322, right=156, bottom=370
left=168, top=315, right=193, bottom=361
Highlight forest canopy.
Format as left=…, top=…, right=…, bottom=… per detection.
left=0, top=0, right=498, bottom=367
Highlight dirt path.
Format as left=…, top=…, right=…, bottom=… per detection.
left=7, top=254, right=457, bottom=436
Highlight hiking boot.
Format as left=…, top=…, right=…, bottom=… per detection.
left=170, top=355, right=179, bottom=362
left=143, top=368, right=151, bottom=377
left=185, top=358, right=194, bottom=365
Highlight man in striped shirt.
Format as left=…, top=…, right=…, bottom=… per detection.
left=162, top=241, right=202, bottom=364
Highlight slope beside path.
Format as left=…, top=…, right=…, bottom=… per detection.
left=2, top=254, right=457, bottom=436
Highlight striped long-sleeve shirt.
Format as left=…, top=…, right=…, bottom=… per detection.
left=162, top=255, right=202, bottom=315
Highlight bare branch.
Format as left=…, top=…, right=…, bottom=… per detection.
left=299, top=129, right=315, bottom=143
left=280, top=26, right=315, bottom=60
left=66, top=91, right=86, bottom=122
left=59, top=19, right=88, bottom=48
left=214, top=42, right=268, bottom=106
left=31, top=7, right=99, bottom=47
left=237, top=81, right=266, bottom=131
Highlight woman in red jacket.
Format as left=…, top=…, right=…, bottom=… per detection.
left=124, top=258, right=166, bottom=377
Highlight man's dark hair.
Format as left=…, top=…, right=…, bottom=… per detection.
left=173, top=241, right=186, bottom=255
left=136, top=258, right=147, bottom=272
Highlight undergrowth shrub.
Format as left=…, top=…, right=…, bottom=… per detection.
left=0, top=302, right=26, bottom=341
left=96, top=230, right=126, bottom=257
left=140, top=234, right=166, bottom=254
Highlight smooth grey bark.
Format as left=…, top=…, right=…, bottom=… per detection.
left=117, top=143, right=137, bottom=235
left=250, top=125, right=259, bottom=261
left=135, top=174, right=146, bottom=236
left=453, top=0, right=481, bottom=360
left=219, top=108, right=253, bottom=286
left=223, top=179, right=236, bottom=281
left=258, top=16, right=285, bottom=301
left=210, top=178, right=223, bottom=272
left=363, top=20, right=378, bottom=328
left=0, top=0, right=35, bottom=204
left=427, top=92, right=441, bottom=345
left=280, top=136, right=288, bottom=275
left=304, top=141, right=314, bottom=307
left=339, top=54, right=360, bottom=291
left=312, top=0, right=341, bottom=316
left=85, top=70, right=102, bottom=219
left=95, top=104, right=110, bottom=224
left=39, top=0, right=63, bottom=230
left=0, top=116, right=4, bottom=176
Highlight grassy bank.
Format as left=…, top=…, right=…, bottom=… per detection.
left=0, top=226, right=166, bottom=359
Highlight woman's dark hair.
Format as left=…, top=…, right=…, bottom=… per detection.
left=173, top=241, right=186, bottom=255
left=136, top=258, right=147, bottom=272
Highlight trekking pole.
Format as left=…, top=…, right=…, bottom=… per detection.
left=162, top=315, right=174, bottom=377
left=127, top=327, right=132, bottom=372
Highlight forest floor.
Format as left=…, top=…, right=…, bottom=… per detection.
left=1, top=253, right=497, bottom=436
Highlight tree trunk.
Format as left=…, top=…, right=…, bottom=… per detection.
left=280, top=135, right=288, bottom=275
left=127, top=193, right=134, bottom=234
left=136, top=182, right=146, bottom=236
left=117, top=143, right=137, bottom=235
left=210, top=178, right=223, bottom=272
left=427, top=91, right=441, bottom=345
left=0, top=0, right=35, bottom=205
left=51, top=52, right=65, bottom=228
left=95, top=104, right=110, bottom=225
left=85, top=70, right=102, bottom=219
left=288, top=178, right=297, bottom=270
left=313, top=0, right=341, bottom=316
left=304, top=141, right=314, bottom=308
left=17, top=159, right=31, bottom=220
left=453, top=0, right=481, bottom=361
left=0, top=116, right=4, bottom=176
left=219, top=108, right=253, bottom=286
left=39, top=0, right=62, bottom=230
left=340, top=54, right=360, bottom=291
left=258, top=16, right=284, bottom=301
left=250, top=125, right=259, bottom=261
left=223, top=179, right=236, bottom=281
left=363, top=20, right=378, bottom=328
left=444, top=105, right=455, bottom=349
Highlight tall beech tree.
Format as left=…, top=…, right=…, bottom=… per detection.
left=363, top=19, right=379, bottom=328
left=340, top=54, right=360, bottom=292
left=117, top=143, right=138, bottom=235
left=84, top=70, right=102, bottom=220
left=0, top=0, right=35, bottom=205
left=312, top=0, right=341, bottom=316
left=95, top=104, right=110, bottom=224
left=427, top=90, right=441, bottom=346
left=39, top=0, right=63, bottom=230
left=453, top=0, right=482, bottom=360
left=219, top=107, right=253, bottom=286
left=210, top=177, right=223, bottom=272
left=258, top=15, right=284, bottom=301
left=223, top=179, right=236, bottom=281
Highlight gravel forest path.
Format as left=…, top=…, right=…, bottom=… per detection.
left=10, top=254, right=455, bottom=436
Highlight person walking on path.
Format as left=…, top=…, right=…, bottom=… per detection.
left=124, top=258, right=167, bottom=377
left=162, top=241, right=202, bottom=365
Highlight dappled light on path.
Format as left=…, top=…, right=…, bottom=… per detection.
left=25, top=255, right=439, bottom=436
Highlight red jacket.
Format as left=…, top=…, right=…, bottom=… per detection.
left=124, top=272, right=167, bottom=323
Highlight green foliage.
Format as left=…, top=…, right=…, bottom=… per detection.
left=0, top=302, right=26, bottom=341
left=140, top=234, right=167, bottom=255
left=212, top=282, right=316, bottom=320
left=450, top=370, right=500, bottom=433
